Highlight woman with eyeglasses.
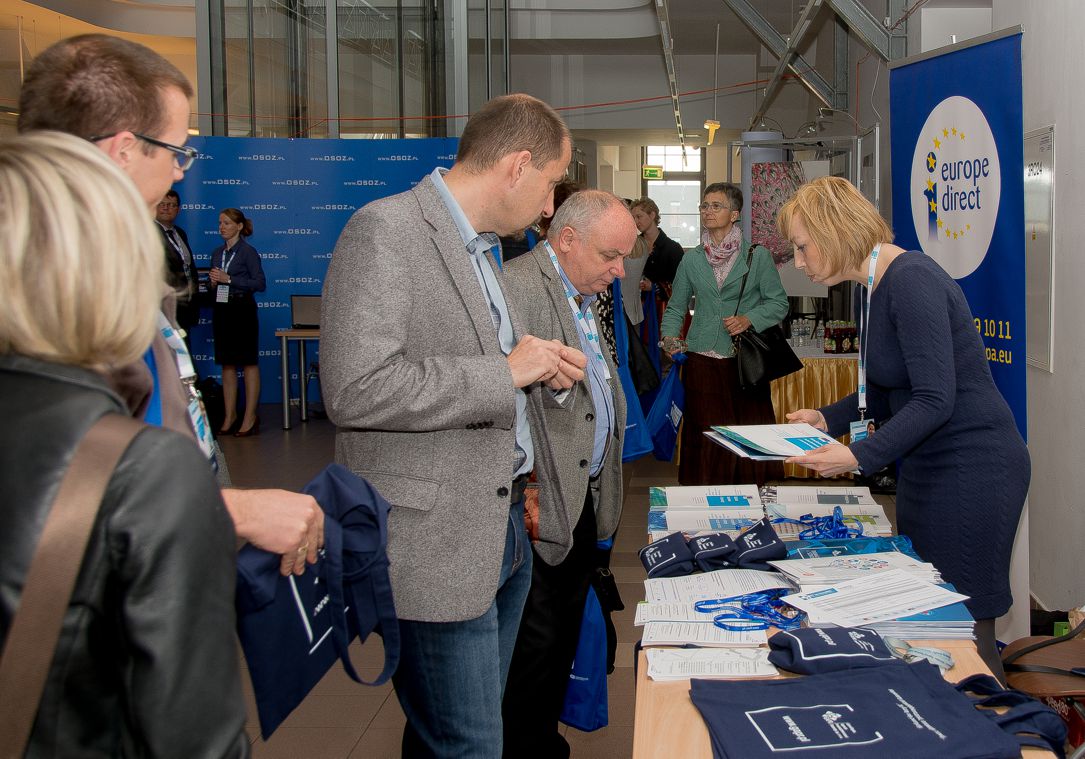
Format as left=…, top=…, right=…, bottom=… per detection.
left=209, top=208, right=265, bottom=437
left=660, top=182, right=788, bottom=486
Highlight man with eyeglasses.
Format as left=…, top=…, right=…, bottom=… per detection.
left=156, top=190, right=199, bottom=343
left=18, top=33, right=324, bottom=578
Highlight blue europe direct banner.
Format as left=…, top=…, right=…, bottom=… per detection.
left=171, top=137, right=458, bottom=404
left=889, top=31, right=1026, bottom=439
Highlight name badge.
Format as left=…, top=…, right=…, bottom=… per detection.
left=187, top=396, right=219, bottom=472
left=849, top=419, right=875, bottom=444
left=216, top=284, right=230, bottom=303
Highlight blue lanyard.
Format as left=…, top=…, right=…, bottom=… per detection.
left=694, top=590, right=805, bottom=632
left=221, top=245, right=238, bottom=276
left=542, top=240, right=611, bottom=379
left=772, top=505, right=864, bottom=540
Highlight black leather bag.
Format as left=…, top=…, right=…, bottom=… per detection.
left=731, top=245, right=803, bottom=391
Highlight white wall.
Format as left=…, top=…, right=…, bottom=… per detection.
left=993, top=0, right=1085, bottom=612
left=912, top=7, right=994, bottom=54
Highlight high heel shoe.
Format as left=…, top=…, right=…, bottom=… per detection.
left=235, top=417, right=260, bottom=437
left=219, top=418, right=240, bottom=436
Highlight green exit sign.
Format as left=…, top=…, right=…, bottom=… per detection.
left=642, top=165, right=664, bottom=180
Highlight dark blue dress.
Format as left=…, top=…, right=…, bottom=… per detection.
left=210, top=238, right=265, bottom=366
left=821, top=252, right=1029, bottom=619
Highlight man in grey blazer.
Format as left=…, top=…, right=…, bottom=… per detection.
left=320, top=94, right=587, bottom=758
left=500, top=190, right=639, bottom=758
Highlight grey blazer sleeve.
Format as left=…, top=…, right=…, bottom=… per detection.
left=320, top=201, right=518, bottom=432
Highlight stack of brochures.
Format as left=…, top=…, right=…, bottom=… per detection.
left=704, top=423, right=840, bottom=460
left=647, top=485, right=763, bottom=536
left=767, top=551, right=942, bottom=592
left=636, top=569, right=790, bottom=648
left=645, top=648, right=777, bottom=681
left=772, top=485, right=879, bottom=505
left=781, top=569, right=974, bottom=639
left=860, top=591, right=975, bottom=639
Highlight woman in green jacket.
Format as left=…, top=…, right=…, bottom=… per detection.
left=661, top=182, right=788, bottom=485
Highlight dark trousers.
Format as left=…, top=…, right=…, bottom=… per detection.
left=974, top=617, right=1006, bottom=685
left=679, top=352, right=784, bottom=486
left=502, top=488, right=598, bottom=759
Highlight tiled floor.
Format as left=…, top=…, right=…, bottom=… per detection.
left=223, top=404, right=895, bottom=758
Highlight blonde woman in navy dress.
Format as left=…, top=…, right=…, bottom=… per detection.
left=209, top=208, right=265, bottom=436
left=777, top=176, right=1029, bottom=681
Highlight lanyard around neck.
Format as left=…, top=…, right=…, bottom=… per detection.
left=221, top=241, right=240, bottom=274
left=542, top=241, right=611, bottom=379
left=158, top=312, right=197, bottom=381
left=857, top=244, right=881, bottom=419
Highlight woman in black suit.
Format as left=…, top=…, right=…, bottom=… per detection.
left=209, top=208, right=265, bottom=436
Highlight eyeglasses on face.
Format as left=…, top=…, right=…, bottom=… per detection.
left=698, top=202, right=732, bottom=213
left=158, top=201, right=179, bottom=209
left=89, top=131, right=199, bottom=171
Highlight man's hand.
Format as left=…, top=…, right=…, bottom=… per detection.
left=222, top=488, right=324, bottom=575
left=508, top=335, right=586, bottom=390
left=723, top=314, right=752, bottom=336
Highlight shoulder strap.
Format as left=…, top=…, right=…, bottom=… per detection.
left=732, top=244, right=758, bottom=318
left=0, top=413, right=143, bottom=756
left=1003, top=617, right=1085, bottom=671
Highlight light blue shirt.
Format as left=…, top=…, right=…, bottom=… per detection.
left=431, top=167, right=533, bottom=477
left=550, top=252, right=615, bottom=477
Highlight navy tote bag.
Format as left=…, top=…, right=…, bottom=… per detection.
left=235, top=464, right=400, bottom=738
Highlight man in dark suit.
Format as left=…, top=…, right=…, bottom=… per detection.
left=501, top=190, right=638, bottom=758
left=321, top=93, right=588, bottom=758
left=156, top=189, right=199, bottom=344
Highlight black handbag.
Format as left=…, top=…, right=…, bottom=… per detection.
left=731, top=245, right=803, bottom=391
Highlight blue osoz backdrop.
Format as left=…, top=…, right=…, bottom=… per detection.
left=889, top=30, right=1026, bottom=439
left=173, top=137, right=458, bottom=403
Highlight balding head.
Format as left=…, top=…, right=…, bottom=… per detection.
left=548, top=190, right=639, bottom=295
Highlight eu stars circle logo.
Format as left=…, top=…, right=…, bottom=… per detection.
left=910, top=95, right=1001, bottom=279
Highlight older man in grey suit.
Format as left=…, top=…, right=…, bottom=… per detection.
left=320, top=94, right=587, bottom=758
left=500, top=190, right=639, bottom=758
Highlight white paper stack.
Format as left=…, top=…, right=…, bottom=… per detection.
left=644, top=568, right=790, bottom=605
left=772, top=485, right=878, bottom=505
left=647, top=485, right=765, bottom=534
left=648, top=485, right=762, bottom=511
left=647, top=508, right=766, bottom=535
left=781, top=569, right=973, bottom=640
left=767, top=551, right=942, bottom=592
left=646, top=648, right=778, bottom=681
left=640, top=621, right=768, bottom=648
left=860, top=584, right=975, bottom=640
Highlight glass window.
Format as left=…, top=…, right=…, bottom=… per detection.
left=645, top=145, right=702, bottom=174
left=647, top=180, right=703, bottom=248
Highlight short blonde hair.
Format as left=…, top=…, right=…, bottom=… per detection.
left=776, top=176, right=893, bottom=277
left=0, top=131, right=163, bottom=369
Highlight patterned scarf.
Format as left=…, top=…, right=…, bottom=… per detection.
left=702, top=224, right=742, bottom=267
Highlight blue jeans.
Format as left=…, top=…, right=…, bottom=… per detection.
left=393, top=502, right=532, bottom=759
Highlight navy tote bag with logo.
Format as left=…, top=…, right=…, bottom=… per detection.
left=235, top=463, right=399, bottom=738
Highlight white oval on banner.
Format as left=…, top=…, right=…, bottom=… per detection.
left=909, top=95, right=1001, bottom=279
